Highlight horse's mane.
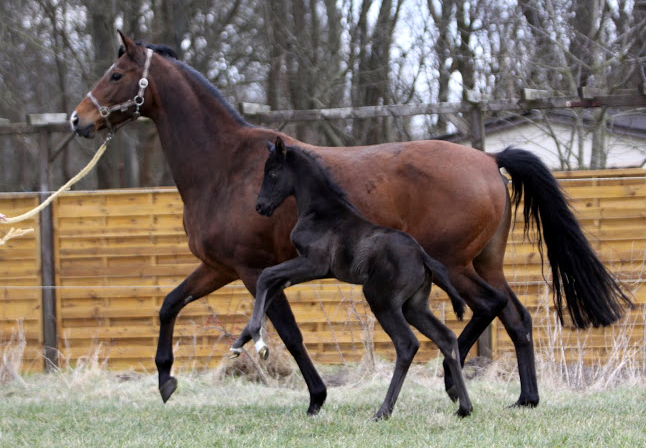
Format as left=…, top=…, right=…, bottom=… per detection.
left=118, top=42, right=249, bottom=126
left=290, top=146, right=361, bottom=213
left=118, top=43, right=178, bottom=59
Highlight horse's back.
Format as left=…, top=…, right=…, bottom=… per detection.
left=311, top=140, right=508, bottom=266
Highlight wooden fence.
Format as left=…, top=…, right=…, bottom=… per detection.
left=1, top=168, right=645, bottom=373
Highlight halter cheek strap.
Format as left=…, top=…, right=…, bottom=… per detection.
left=86, top=47, right=154, bottom=134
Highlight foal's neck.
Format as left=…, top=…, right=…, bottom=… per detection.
left=289, top=150, right=354, bottom=217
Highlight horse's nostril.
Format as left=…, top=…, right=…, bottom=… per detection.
left=256, top=203, right=262, bottom=213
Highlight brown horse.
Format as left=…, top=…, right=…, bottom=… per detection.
left=70, top=32, right=631, bottom=415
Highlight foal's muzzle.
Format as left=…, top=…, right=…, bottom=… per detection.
left=255, top=199, right=274, bottom=217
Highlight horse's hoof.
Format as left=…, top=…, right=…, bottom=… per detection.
left=160, top=377, right=178, bottom=403
left=258, top=346, right=269, bottom=360
left=508, top=396, right=539, bottom=408
left=228, top=347, right=242, bottom=359
left=369, top=411, right=390, bottom=421
left=306, top=389, right=327, bottom=416
left=445, top=385, right=459, bottom=403
left=455, top=406, right=472, bottom=418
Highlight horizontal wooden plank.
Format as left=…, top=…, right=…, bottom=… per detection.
left=7, top=171, right=646, bottom=370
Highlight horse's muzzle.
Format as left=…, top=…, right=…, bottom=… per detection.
left=69, top=111, right=96, bottom=138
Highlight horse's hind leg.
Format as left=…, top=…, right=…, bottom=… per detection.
left=495, top=283, right=538, bottom=407
left=363, top=285, right=419, bottom=421
left=473, top=214, right=539, bottom=407
left=155, top=263, right=235, bottom=403
left=403, top=276, right=472, bottom=417
left=442, top=267, right=508, bottom=402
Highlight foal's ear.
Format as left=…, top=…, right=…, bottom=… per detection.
left=266, top=140, right=275, bottom=153
left=117, top=30, right=138, bottom=60
left=274, top=136, right=286, bottom=157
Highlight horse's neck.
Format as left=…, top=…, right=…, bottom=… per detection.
left=149, top=66, right=246, bottom=199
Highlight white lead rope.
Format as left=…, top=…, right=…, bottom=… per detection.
left=0, top=136, right=111, bottom=245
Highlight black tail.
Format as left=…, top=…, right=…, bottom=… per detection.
left=423, top=253, right=466, bottom=320
left=495, top=147, right=633, bottom=328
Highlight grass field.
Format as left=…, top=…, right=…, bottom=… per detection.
left=2, top=356, right=646, bottom=448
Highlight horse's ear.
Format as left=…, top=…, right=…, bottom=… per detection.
left=117, top=30, right=138, bottom=60
left=266, top=140, right=275, bottom=153
left=274, top=136, right=286, bottom=157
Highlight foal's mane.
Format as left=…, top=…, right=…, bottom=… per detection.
left=118, top=42, right=249, bottom=126
left=290, top=146, right=360, bottom=213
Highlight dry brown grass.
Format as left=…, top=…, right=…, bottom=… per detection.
left=0, top=320, right=26, bottom=385
left=1, top=285, right=645, bottom=395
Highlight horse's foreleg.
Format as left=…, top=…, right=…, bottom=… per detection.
left=155, top=263, right=234, bottom=403
left=267, top=292, right=328, bottom=415
left=238, top=258, right=327, bottom=415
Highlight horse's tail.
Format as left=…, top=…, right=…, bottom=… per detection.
left=423, top=253, right=466, bottom=320
left=494, top=147, right=633, bottom=328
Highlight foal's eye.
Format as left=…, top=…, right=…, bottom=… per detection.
left=269, top=172, right=278, bottom=180
left=110, top=72, right=123, bottom=81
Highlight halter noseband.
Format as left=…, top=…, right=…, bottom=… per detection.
left=86, top=47, right=154, bottom=134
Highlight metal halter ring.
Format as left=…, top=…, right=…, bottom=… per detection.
left=85, top=48, right=154, bottom=132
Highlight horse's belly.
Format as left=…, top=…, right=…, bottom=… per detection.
left=320, top=142, right=508, bottom=265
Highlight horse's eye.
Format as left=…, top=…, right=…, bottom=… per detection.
left=269, top=172, right=278, bottom=180
left=110, top=72, right=123, bottom=81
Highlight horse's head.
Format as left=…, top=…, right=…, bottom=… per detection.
left=256, top=137, right=293, bottom=217
left=70, top=31, right=156, bottom=138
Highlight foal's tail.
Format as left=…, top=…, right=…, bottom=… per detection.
left=494, top=147, right=633, bottom=328
left=422, top=254, right=466, bottom=320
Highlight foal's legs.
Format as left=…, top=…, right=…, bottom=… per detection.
left=363, top=284, right=420, bottom=421
left=234, top=260, right=328, bottom=415
left=402, top=277, right=472, bottom=417
left=155, top=263, right=235, bottom=403
left=231, top=257, right=325, bottom=356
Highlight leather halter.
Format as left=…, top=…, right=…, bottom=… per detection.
left=86, top=47, right=153, bottom=134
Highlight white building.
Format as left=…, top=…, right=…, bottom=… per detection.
left=446, top=110, right=646, bottom=170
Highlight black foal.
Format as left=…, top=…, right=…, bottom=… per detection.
left=231, top=137, right=472, bottom=420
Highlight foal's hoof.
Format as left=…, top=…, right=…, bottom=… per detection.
left=258, top=346, right=269, bottom=360
left=160, top=377, right=178, bottom=403
left=228, top=347, right=243, bottom=359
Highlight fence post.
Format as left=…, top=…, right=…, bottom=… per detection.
left=29, top=114, right=65, bottom=370
left=469, top=103, right=493, bottom=358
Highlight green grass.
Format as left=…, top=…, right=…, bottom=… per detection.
left=1, top=363, right=646, bottom=448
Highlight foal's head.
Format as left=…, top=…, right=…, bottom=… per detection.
left=256, top=137, right=293, bottom=217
